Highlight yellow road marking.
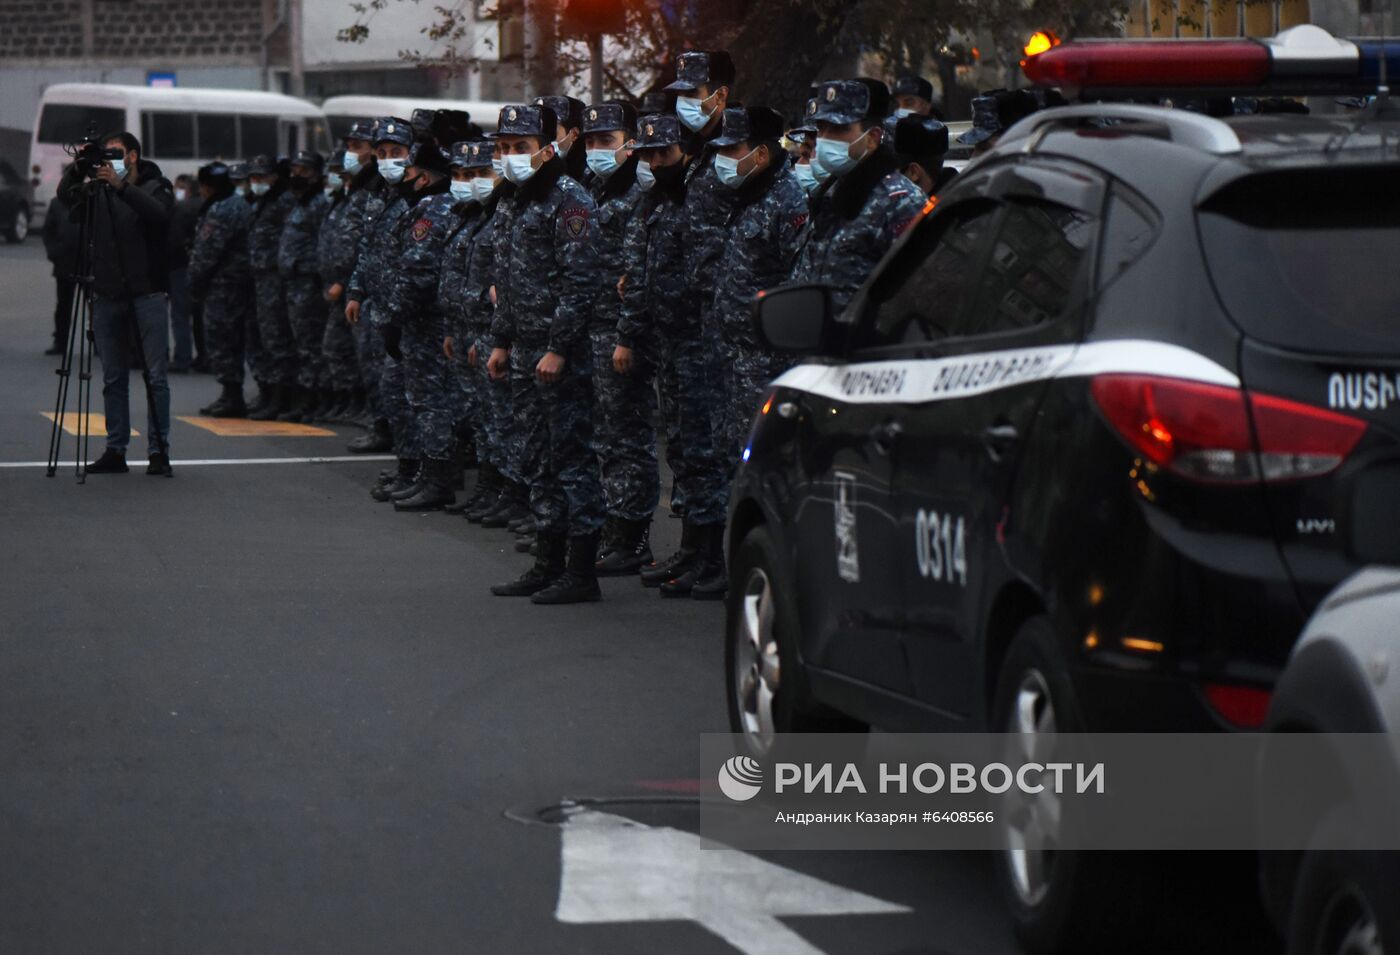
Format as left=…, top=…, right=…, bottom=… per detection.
left=42, top=412, right=137, bottom=437
left=176, top=416, right=335, bottom=437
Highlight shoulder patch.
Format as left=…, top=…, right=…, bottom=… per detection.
left=199, top=221, right=215, bottom=241
left=560, top=205, right=591, bottom=240
left=411, top=217, right=432, bottom=241
left=792, top=212, right=809, bottom=231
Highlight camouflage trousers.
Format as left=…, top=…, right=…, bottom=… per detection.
left=470, top=334, right=518, bottom=482
left=656, top=329, right=727, bottom=526
left=714, top=331, right=781, bottom=476
left=351, top=312, right=381, bottom=416
left=203, top=280, right=251, bottom=387
left=252, top=270, right=298, bottom=387
left=321, top=299, right=361, bottom=391
left=508, top=340, right=605, bottom=536
left=284, top=272, right=327, bottom=391
left=589, top=326, right=660, bottom=522
left=368, top=302, right=415, bottom=457
left=401, top=321, right=456, bottom=461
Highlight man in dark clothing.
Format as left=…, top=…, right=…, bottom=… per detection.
left=532, top=95, right=588, bottom=183
left=57, top=130, right=175, bottom=476
left=41, top=187, right=79, bottom=357
left=246, top=154, right=300, bottom=421
left=276, top=150, right=330, bottom=422
left=189, top=162, right=253, bottom=418
left=166, top=172, right=202, bottom=372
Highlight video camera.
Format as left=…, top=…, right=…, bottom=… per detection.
left=66, top=127, right=124, bottom=179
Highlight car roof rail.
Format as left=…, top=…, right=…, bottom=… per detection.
left=999, top=103, right=1244, bottom=156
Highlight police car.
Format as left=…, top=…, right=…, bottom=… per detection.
left=726, top=27, right=1400, bottom=953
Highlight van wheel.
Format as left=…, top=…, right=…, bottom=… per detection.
left=724, top=525, right=865, bottom=759
left=3, top=208, right=28, bottom=243
left=992, top=616, right=1150, bottom=954
left=1287, top=810, right=1399, bottom=955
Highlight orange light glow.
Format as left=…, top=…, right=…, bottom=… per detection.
left=1083, top=631, right=1100, bottom=650
left=1023, top=31, right=1060, bottom=58
left=1121, top=637, right=1165, bottom=654
left=762, top=394, right=774, bottom=415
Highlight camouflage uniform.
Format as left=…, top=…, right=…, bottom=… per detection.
left=461, top=187, right=517, bottom=483
left=315, top=173, right=367, bottom=393
left=489, top=152, right=605, bottom=538
left=586, top=145, right=655, bottom=523
left=188, top=191, right=253, bottom=387
left=278, top=187, right=330, bottom=392
left=340, top=169, right=390, bottom=409
left=248, top=184, right=299, bottom=387
left=438, top=195, right=483, bottom=427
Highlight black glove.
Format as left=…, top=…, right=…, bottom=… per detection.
left=383, top=324, right=403, bottom=361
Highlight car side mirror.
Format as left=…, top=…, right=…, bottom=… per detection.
left=752, top=283, right=841, bottom=357
left=1340, top=459, right=1400, bottom=565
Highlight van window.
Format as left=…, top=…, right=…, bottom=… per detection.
left=240, top=116, right=278, bottom=157
left=198, top=114, right=238, bottom=159
left=149, top=112, right=195, bottom=159
left=38, top=104, right=125, bottom=144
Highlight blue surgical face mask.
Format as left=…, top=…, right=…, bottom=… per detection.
left=378, top=158, right=407, bottom=184
left=894, top=107, right=915, bottom=120
left=491, top=157, right=505, bottom=178
left=714, top=149, right=755, bottom=190
left=635, top=159, right=656, bottom=191
left=585, top=148, right=619, bottom=179
left=814, top=136, right=861, bottom=178
left=793, top=161, right=819, bottom=196
left=249, top=181, right=270, bottom=197
left=676, top=95, right=713, bottom=132
left=449, top=179, right=473, bottom=201
left=343, top=151, right=361, bottom=174
left=502, top=152, right=538, bottom=185
left=470, top=177, right=497, bottom=203
left=325, top=172, right=343, bottom=189
left=109, top=158, right=127, bottom=179
left=554, top=138, right=571, bottom=158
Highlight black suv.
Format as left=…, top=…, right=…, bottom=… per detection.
left=0, top=159, right=32, bottom=243
left=726, top=103, right=1400, bottom=949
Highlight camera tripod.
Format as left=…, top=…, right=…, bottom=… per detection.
left=45, top=177, right=169, bottom=481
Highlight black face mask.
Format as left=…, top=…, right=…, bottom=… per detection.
left=290, top=175, right=316, bottom=193
left=651, top=161, right=686, bottom=190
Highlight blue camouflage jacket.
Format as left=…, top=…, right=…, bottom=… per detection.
left=380, top=183, right=456, bottom=330
left=188, top=191, right=252, bottom=291
left=347, top=186, right=411, bottom=309
left=436, top=199, right=486, bottom=341
left=321, top=169, right=388, bottom=291
left=277, top=188, right=329, bottom=276
left=587, top=163, right=642, bottom=333
left=712, top=163, right=808, bottom=344
left=248, top=187, right=295, bottom=273
left=617, top=173, right=695, bottom=351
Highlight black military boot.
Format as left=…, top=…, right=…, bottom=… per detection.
left=250, top=383, right=290, bottom=421
left=389, top=460, right=429, bottom=501
left=466, top=478, right=509, bottom=523
left=532, top=533, right=602, bottom=604
left=660, top=523, right=724, bottom=598
left=310, top=387, right=337, bottom=421
left=641, top=519, right=700, bottom=588
left=394, top=458, right=455, bottom=511
left=508, top=512, right=536, bottom=535
left=596, top=518, right=654, bottom=577
left=370, top=458, right=417, bottom=502
left=690, top=525, right=729, bottom=600
left=481, top=481, right=529, bottom=529
left=203, top=383, right=248, bottom=419
left=246, top=381, right=273, bottom=416
left=279, top=385, right=318, bottom=423
left=347, top=417, right=392, bottom=453
left=339, top=388, right=367, bottom=423
left=491, top=532, right=565, bottom=597
left=449, top=462, right=496, bottom=515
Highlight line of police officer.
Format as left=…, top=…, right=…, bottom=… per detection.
left=185, top=51, right=964, bottom=605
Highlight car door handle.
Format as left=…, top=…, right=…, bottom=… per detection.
left=982, top=423, right=1019, bottom=461
left=869, top=420, right=903, bottom=456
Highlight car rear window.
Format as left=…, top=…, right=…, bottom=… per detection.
left=1198, top=167, right=1400, bottom=355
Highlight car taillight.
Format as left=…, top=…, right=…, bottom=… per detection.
left=1203, top=682, right=1272, bottom=729
left=1090, top=374, right=1366, bottom=484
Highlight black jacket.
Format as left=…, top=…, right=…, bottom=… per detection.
left=42, top=196, right=80, bottom=278
left=166, top=193, right=202, bottom=269
left=59, top=158, right=174, bottom=298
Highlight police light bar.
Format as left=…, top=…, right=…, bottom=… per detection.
left=1023, top=24, right=1400, bottom=96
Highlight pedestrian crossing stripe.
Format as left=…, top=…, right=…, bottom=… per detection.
left=177, top=416, right=335, bottom=437
left=42, top=412, right=137, bottom=438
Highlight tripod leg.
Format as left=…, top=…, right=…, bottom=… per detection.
left=46, top=268, right=86, bottom=477
left=78, top=295, right=97, bottom=483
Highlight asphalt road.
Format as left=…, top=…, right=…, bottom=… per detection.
left=0, top=237, right=1278, bottom=954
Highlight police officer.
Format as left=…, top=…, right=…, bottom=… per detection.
left=892, top=75, right=942, bottom=120
left=229, top=161, right=272, bottom=413
left=641, top=50, right=740, bottom=592
left=787, top=119, right=824, bottom=198
left=621, top=115, right=729, bottom=596
left=440, top=139, right=502, bottom=516
left=381, top=137, right=460, bottom=511
left=795, top=79, right=924, bottom=313
left=533, top=95, right=588, bottom=182
left=893, top=113, right=954, bottom=196
left=956, top=88, right=1037, bottom=159
left=246, top=154, right=300, bottom=421
left=580, top=102, right=657, bottom=577
left=276, top=149, right=330, bottom=423
left=486, top=104, right=606, bottom=604
left=314, top=149, right=360, bottom=421
left=347, top=117, right=420, bottom=500
left=189, top=161, right=253, bottom=418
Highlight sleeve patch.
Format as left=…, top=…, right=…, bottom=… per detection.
left=198, top=221, right=215, bottom=241
left=411, top=217, right=433, bottom=241
left=561, top=205, right=591, bottom=240
left=791, top=212, right=809, bottom=231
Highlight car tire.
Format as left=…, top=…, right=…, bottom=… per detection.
left=3, top=207, right=28, bottom=243
left=724, top=524, right=866, bottom=759
left=1286, top=809, right=1400, bottom=955
left=992, top=616, right=1151, bottom=954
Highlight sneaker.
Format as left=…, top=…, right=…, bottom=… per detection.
left=146, top=452, right=174, bottom=477
left=86, top=449, right=128, bottom=474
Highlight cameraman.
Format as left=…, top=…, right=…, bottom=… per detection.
left=58, top=131, right=176, bottom=476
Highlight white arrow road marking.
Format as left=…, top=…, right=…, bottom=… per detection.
left=555, top=809, right=910, bottom=954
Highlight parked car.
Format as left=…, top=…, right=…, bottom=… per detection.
left=0, top=158, right=33, bottom=242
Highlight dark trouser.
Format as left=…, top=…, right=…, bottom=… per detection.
left=590, top=326, right=660, bottom=522
left=167, top=266, right=193, bottom=367
left=53, top=275, right=75, bottom=348
left=371, top=306, right=415, bottom=457
left=244, top=282, right=269, bottom=387
left=402, top=322, right=456, bottom=461
left=508, top=340, right=605, bottom=537
left=91, top=293, right=172, bottom=456
left=204, top=281, right=250, bottom=387
left=474, top=333, right=519, bottom=482
left=192, top=297, right=206, bottom=362
left=252, top=270, right=297, bottom=387
left=284, top=272, right=327, bottom=391
left=352, top=310, right=382, bottom=416
left=657, top=330, right=726, bottom=526
left=321, top=299, right=361, bottom=391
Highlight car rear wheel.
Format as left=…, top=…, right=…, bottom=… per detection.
left=1287, top=810, right=1399, bottom=955
left=724, top=525, right=865, bottom=759
left=3, top=208, right=28, bottom=243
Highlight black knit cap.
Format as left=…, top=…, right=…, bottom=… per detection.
left=407, top=139, right=450, bottom=175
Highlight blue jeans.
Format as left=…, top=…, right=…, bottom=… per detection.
left=167, top=267, right=193, bottom=367
left=92, top=293, right=172, bottom=456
